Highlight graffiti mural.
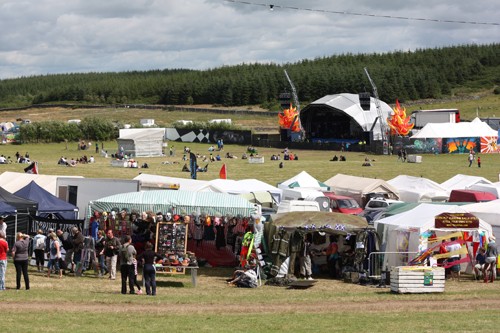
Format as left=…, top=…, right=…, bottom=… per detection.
left=480, top=136, right=499, bottom=153
left=405, top=138, right=442, bottom=154
left=444, top=137, right=478, bottom=154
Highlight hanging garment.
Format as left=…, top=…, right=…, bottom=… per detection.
left=203, top=224, right=215, bottom=241
left=215, top=224, right=226, bottom=250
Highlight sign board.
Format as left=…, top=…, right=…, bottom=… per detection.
left=424, top=272, right=434, bottom=286
left=435, top=213, right=479, bottom=229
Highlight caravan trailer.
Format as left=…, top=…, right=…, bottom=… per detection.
left=411, top=109, right=460, bottom=129
left=281, top=188, right=330, bottom=212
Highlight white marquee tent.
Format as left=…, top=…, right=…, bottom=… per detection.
left=440, top=174, right=492, bottom=191
left=464, top=199, right=500, bottom=237
left=207, top=178, right=282, bottom=203
left=134, top=174, right=283, bottom=203
left=0, top=171, right=83, bottom=195
left=467, top=183, right=500, bottom=199
left=387, top=175, right=449, bottom=203
left=277, top=171, right=330, bottom=191
left=133, top=174, right=222, bottom=192
left=324, top=173, right=399, bottom=206
left=117, top=128, right=165, bottom=157
left=411, top=117, right=498, bottom=139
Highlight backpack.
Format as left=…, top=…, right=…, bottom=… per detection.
left=50, top=240, right=58, bottom=256
left=35, top=237, right=46, bottom=250
left=121, top=244, right=131, bottom=263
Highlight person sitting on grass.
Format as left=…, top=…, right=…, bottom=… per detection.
left=197, top=164, right=208, bottom=172
left=227, top=258, right=258, bottom=288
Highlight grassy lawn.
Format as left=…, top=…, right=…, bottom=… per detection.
left=0, top=141, right=499, bottom=186
left=0, top=262, right=499, bottom=332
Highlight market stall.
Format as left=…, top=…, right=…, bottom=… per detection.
left=89, top=190, right=259, bottom=268
left=265, top=211, right=378, bottom=282
left=375, top=203, right=493, bottom=275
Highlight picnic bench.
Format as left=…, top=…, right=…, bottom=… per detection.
left=155, top=265, right=200, bottom=287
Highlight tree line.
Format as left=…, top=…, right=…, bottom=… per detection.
left=0, top=44, right=499, bottom=109
left=17, top=117, right=239, bottom=143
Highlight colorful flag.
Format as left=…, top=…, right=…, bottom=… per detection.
left=219, top=163, right=227, bottom=179
left=24, top=161, right=38, bottom=174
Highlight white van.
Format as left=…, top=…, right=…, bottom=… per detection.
left=276, top=200, right=320, bottom=214
left=281, top=188, right=330, bottom=212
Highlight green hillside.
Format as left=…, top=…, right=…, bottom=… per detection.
left=0, top=44, right=499, bottom=110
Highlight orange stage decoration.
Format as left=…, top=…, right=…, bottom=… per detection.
left=278, top=104, right=301, bottom=132
left=387, top=100, right=414, bottom=136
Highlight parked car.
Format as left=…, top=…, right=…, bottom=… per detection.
left=364, top=198, right=404, bottom=212
left=359, top=210, right=386, bottom=224
left=323, top=192, right=363, bottom=215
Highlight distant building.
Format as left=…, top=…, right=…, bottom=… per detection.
left=140, top=119, right=155, bottom=127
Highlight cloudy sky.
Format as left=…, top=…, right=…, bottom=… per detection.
left=0, top=0, right=498, bottom=79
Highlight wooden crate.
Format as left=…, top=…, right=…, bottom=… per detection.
left=390, top=266, right=445, bottom=293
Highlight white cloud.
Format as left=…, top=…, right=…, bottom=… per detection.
left=0, top=0, right=498, bottom=79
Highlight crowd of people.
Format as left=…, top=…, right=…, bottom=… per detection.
left=58, top=155, right=95, bottom=166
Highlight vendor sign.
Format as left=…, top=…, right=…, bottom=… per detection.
left=435, top=213, right=479, bottom=229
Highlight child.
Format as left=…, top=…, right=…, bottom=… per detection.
left=132, top=257, right=143, bottom=295
left=477, top=156, right=481, bottom=168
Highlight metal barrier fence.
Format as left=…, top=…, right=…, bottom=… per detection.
left=368, top=251, right=418, bottom=278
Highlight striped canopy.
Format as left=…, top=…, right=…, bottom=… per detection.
left=89, top=190, right=256, bottom=217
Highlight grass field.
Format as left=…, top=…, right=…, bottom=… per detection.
left=0, top=141, right=499, bottom=186
left=1, top=261, right=499, bottom=333
left=1, top=140, right=500, bottom=332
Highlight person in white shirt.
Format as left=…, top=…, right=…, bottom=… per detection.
left=0, top=217, right=6, bottom=235
left=446, top=237, right=462, bottom=281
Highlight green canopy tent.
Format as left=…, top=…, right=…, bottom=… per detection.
left=89, top=190, right=257, bottom=217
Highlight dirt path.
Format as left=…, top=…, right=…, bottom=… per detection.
left=2, top=298, right=499, bottom=314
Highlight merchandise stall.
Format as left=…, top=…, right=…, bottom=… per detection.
left=89, top=190, right=258, bottom=271
left=265, top=211, right=379, bottom=282
left=375, top=203, right=493, bottom=274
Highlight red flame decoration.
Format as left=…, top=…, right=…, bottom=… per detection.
left=387, top=100, right=414, bottom=136
left=278, top=104, right=301, bottom=132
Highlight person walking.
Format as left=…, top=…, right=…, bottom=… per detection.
left=119, top=235, right=136, bottom=294
left=95, top=230, right=108, bottom=277
left=71, top=227, right=85, bottom=275
left=32, top=229, right=47, bottom=272
left=47, top=232, right=62, bottom=279
left=57, top=229, right=73, bottom=273
left=299, top=233, right=314, bottom=280
left=477, top=156, right=481, bottom=168
left=11, top=232, right=30, bottom=290
left=468, top=151, right=474, bottom=167
left=138, top=242, right=160, bottom=296
left=104, top=229, right=121, bottom=280
left=0, top=231, right=8, bottom=291
left=483, top=236, right=498, bottom=283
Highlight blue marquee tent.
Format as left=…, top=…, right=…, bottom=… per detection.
left=14, top=181, right=78, bottom=219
